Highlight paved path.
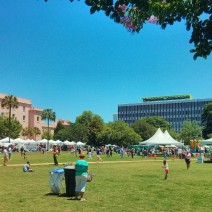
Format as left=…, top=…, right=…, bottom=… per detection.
left=0, top=158, right=198, bottom=167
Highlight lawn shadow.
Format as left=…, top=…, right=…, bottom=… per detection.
left=45, top=192, right=60, bottom=196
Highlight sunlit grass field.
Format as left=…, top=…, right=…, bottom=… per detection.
left=0, top=151, right=212, bottom=212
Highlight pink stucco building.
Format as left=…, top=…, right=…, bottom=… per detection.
left=0, top=93, right=70, bottom=140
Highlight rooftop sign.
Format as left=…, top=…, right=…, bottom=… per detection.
left=142, top=94, right=192, bottom=102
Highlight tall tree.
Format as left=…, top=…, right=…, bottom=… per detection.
left=21, top=127, right=34, bottom=139
left=102, top=121, right=141, bottom=146
left=1, top=95, right=19, bottom=142
left=142, top=116, right=171, bottom=131
left=44, top=0, right=212, bottom=59
left=75, top=110, right=93, bottom=127
left=131, top=119, right=157, bottom=141
left=87, top=115, right=105, bottom=146
left=33, top=127, right=41, bottom=140
left=0, top=116, right=22, bottom=139
left=54, top=121, right=65, bottom=140
left=41, top=109, right=56, bottom=150
left=180, top=120, right=202, bottom=145
left=202, top=103, right=212, bottom=138
left=42, top=129, right=53, bottom=140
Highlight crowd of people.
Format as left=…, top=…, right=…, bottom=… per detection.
left=1, top=143, right=212, bottom=202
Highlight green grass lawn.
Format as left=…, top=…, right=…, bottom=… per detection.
left=0, top=152, right=212, bottom=212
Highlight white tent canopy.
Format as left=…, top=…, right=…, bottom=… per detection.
left=0, top=137, right=15, bottom=143
left=69, top=141, right=76, bottom=145
left=77, top=141, right=86, bottom=146
left=200, top=138, right=212, bottom=146
left=140, top=128, right=183, bottom=146
left=64, top=140, right=72, bottom=146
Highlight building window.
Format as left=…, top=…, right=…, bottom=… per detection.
left=1, top=112, right=4, bottom=116
left=12, top=114, right=15, bottom=118
left=37, top=116, right=40, bottom=122
left=23, top=106, right=26, bottom=112
left=23, top=115, right=26, bottom=121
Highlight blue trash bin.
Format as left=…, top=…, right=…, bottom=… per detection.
left=49, top=168, right=64, bottom=194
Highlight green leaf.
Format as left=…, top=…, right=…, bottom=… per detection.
left=85, top=0, right=94, bottom=6
left=90, top=5, right=97, bottom=14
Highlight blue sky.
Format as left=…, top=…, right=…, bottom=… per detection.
left=1, top=0, right=212, bottom=123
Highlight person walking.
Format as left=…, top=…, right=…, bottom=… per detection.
left=185, top=150, right=191, bottom=170
left=2, top=147, right=9, bottom=166
left=75, top=152, right=88, bottom=201
left=162, top=160, right=169, bottom=180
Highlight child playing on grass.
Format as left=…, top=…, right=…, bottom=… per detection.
left=154, top=154, right=157, bottom=160
left=162, top=160, right=169, bottom=180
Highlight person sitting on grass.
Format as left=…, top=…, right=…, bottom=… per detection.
left=23, top=161, right=34, bottom=172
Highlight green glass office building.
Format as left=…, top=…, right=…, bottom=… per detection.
left=118, top=95, right=212, bottom=132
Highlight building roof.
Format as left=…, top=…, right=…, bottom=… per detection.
left=142, top=94, right=192, bottom=102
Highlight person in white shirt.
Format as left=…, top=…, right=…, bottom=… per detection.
left=23, top=161, right=33, bottom=172
left=2, top=147, right=9, bottom=166
left=8, top=146, right=12, bottom=160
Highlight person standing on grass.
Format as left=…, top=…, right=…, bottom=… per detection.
left=185, top=150, right=191, bottom=170
left=162, top=160, right=169, bottom=180
left=20, top=146, right=24, bottom=156
left=154, top=153, right=157, bottom=160
left=53, top=146, right=59, bottom=166
left=2, top=146, right=9, bottom=166
left=75, top=152, right=88, bottom=201
left=96, top=147, right=103, bottom=162
left=8, top=146, right=12, bottom=160
left=130, top=148, right=134, bottom=159
left=171, top=148, right=175, bottom=161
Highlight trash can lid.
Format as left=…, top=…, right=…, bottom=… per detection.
left=64, top=165, right=75, bottom=170
left=50, top=168, right=64, bottom=174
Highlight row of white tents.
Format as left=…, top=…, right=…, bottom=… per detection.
left=0, top=137, right=86, bottom=149
left=200, top=138, right=212, bottom=146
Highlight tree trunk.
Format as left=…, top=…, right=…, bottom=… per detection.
left=47, top=119, right=50, bottom=151
left=8, top=106, right=11, bottom=143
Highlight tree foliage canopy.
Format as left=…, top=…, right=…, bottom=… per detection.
left=0, top=116, right=22, bottom=139
left=201, top=102, right=212, bottom=138
left=131, top=119, right=156, bottom=140
left=141, top=116, right=171, bottom=130
left=180, top=120, right=202, bottom=144
left=98, top=120, right=141, bottom=146
left=1, top=95, right=19, bottom=142
left=45, top=0, right=212, bottom=59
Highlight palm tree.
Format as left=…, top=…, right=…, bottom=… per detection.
left=33, top=127, right=41, bottom=140
left=22, top=127, right=29, bottom=139
left=21, top=127, right=34, bottom=139
left=41, top=109, right=56, bottom=150
left=1, top=95, right=19, bottom=143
